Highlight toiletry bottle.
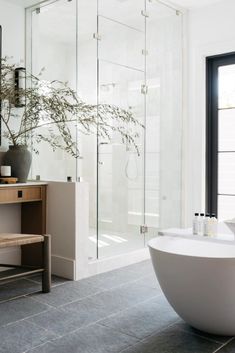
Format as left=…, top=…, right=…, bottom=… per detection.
left=199, top=213, right=205, bottom=236
left=204, top=214, right=210, bottom=236
left=193, top=213, right=199, bottom=235
left=210, top=214, right=218, bottom=237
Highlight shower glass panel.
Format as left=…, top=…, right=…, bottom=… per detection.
left=29, top=0, right=77, bottom=181
left=76, top=0, right=98, bottom=260
left=98, top=17, right=145, bottom=70
left=97, top=0, right=146, bottom=258
left=27, top=0, right=183, bottom=261
left=145, top=1, right=183, bottom=242
left=98, top=0, right=144, bottom=31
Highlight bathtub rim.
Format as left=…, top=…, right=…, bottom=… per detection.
left=148, top=235, right=235, bottom=260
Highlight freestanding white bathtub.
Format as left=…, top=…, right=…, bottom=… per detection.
left=149, top=236, right=235, bottom=336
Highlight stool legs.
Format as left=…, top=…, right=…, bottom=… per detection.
left=42, top=234, right=51, bottom=293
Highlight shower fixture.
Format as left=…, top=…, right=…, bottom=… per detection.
left=100, top=83, right=116, bottom=92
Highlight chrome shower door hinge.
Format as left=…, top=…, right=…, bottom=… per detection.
left=141, top=84, right=148, bottom=95
left=36, top=7, right=40, bottom=14
left=142, top=49, right=149, bottom=56
left=93, top=33, right=102, bottom=41
left=140, top=225, right=148, bottom=234
left=141, top=10, right=149, bottom=18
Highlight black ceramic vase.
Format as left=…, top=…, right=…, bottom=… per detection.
left=3, top=145, right=32, bottom=183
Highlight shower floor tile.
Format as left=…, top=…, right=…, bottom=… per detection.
left=88, top=229, right=146, bottom=260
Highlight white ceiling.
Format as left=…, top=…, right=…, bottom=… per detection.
left=1, top=0, right=39, bottom=7
left=172, top=0, right=222, bottom=9
left=10, top=0, right=223, bottom=45
left=4, top=0, right=224, bottom=10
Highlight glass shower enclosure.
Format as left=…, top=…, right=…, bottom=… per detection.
left=26, top=0, right=183, bottom=261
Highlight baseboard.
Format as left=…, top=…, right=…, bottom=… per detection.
left=52, top=248, right=150, bottom=281
left=87, top=247, right=150, bottom=278
left=51, top=254, right=75, bottom=280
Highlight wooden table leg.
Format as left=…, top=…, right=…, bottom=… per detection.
left=42, top=234, right=51, bottom=293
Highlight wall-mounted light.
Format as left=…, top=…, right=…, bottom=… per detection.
left=14, top=67, right=26, bottom=108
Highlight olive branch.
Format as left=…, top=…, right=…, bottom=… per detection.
left=0, top=57, right=143, bottom=158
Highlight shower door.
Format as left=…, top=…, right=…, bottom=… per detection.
left=96, top=0, right=146, bottom=258
left=96, top=0, right=183, bottom=258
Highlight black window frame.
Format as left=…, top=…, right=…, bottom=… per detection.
left=206, top=52, right=235, bottom=216
left=0, top=25, right=2, bottom=145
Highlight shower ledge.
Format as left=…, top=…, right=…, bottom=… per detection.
left=158, top=224, right=235, bottom=244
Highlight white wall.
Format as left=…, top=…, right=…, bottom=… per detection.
left=0, top=0, right=25, bottom=261
left=0, top=0, right=24, bottom=60
left=186, top=0, right=235, bottom=224
left=0, top=0, right=25, bottom=151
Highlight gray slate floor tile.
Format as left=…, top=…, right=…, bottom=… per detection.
left=0, top=261, right=227, bottom=353
left=174, top=320, right=232, bottom=344
left=26, top=307, right=80, bottom=336
left=120, top=325, right=221, bottom=353
left=0, top=278, right=40, bottom=302
left=61, top=295, right=113, bottom=329
left=27, top=323, right=139, bottom=353
left=216, top=338, right=235, bottom=352
left=80, top=267, right=143, bottom=291
left=27, top=274, right=70, bottom=287
left=124, top=260, right=154, bottom=276
left=99, top=295, right=179, bottom=340
left=63, top=280, right=158, bottom=318
left=134, top=273, right=162, bottom=290
left=110, top=280, right=158, bottom=305
left=31, top=281, right=101, bottom=307
left=0, top=320, right=56, bottom=353
left=52, top=281, right=161, bottom=333
left=0, top=296, right=50, bottom=327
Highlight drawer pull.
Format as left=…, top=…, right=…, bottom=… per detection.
left=18, top=190, right=23, bottom=198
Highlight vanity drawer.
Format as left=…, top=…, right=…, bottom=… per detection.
left=0, top=187, right=42, bottom=203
